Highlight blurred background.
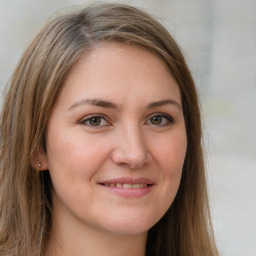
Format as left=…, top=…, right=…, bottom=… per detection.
left=0, top=0, right=255, bottom=255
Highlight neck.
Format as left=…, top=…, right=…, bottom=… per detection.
left=44, top=214, right=147, bottom=256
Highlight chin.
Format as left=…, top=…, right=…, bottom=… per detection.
left=99, top=213, right=159, bottom=236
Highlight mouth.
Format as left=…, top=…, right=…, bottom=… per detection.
left=100, top=183, right=151, bottom=189
left=98, top=177, right=155, bottom=197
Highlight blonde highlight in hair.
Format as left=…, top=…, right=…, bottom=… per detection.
left=0, top=3, right=219, bottom=256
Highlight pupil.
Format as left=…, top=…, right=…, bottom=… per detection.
left=151, top=116, right=162, bottom=125
left=89, top=117, right=101, bottom=126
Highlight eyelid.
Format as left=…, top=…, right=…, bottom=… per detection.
left=79, top=114, right=111, bottom=127
left=145, top=112, right=174, bottom=125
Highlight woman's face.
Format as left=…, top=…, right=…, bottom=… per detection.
left=42, top=42, right=187, bottom=236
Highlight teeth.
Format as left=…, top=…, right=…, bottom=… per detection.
left=132, top=184, right=141, bottom=189
left=123, top=184, right=132, bottom=189
left=104, top=183, right=148, bottom=188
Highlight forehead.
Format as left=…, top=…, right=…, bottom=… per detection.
left=58, top=41, right=181, bottom=107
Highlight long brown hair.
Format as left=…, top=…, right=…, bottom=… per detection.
left=0, top=3, right=219, bottom=256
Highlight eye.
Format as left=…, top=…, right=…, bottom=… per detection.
left=80, top=115, right=110, bottom=127
left=147, top=114, right=174, bottom=126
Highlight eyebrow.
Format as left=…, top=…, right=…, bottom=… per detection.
left=68, top=99, right=118, bottom=111
left=146, top=99, right=182, bottom=110
left=68, top=98, right=182, bottom=111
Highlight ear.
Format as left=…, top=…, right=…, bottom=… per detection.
left=31, top=147, right=49, bottom=172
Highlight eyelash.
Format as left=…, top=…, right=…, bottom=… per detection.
left=79, top=115, right=110, bottom=127
left=79, top=113, right=174, bottom=128
left=146, top=113, right=174, bottom=126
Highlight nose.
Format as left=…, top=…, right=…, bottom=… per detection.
left=111, top=125, right=151, bottom=169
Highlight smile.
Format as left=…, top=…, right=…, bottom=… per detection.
left=98, top=177, right=154, bottom=197
left=102, top=183, right=149, bottom=189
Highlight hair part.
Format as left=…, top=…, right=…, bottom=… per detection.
left=0, top=3, right=219, bottom=256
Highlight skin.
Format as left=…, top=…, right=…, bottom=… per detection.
left=39, top=42, right=187, bottom=256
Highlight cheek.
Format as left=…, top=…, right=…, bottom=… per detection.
left=45, top=130, right=112, bottom=213
left=145, top=134, right=186, bottom=224
left=154, top=132, right=187, bottom=198
left=45, top=130, right=110, bottom=184
left=156, top=132, right=187, bottom=172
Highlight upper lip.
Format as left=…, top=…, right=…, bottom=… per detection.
left=98, top=177, right=155, bottom=185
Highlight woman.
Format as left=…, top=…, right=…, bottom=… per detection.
left=0, top=3, right=219, bottom=256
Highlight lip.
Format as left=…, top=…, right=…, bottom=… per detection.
left=99, top=177, right=155, bottom=185
left=98, top=177, right=155, bottom=198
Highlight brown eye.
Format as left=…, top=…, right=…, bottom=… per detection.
left=80, top=115, right=110, bottom=127
left=151, top=116, right=162, bottom=125
left=88, top=117, right=102, bottom=126
left=147, top=114, right=173, bottom=126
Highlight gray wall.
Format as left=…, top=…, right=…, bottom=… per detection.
left=1, top=0, right=255, bottom=255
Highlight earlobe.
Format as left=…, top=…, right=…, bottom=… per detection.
left=37, top=161, right=48, bottom=171
left=31, top=148, right=49, bottom=171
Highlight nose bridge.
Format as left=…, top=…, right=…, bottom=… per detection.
left=125, top=123, right=145, bottom=154
left=112, top=121, right=149, bottom=168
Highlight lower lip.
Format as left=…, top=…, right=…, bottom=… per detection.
left=99, top=184, right=154, bottom=198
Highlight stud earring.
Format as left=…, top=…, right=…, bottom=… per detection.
left=38, top=163, right=42, bottom=168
